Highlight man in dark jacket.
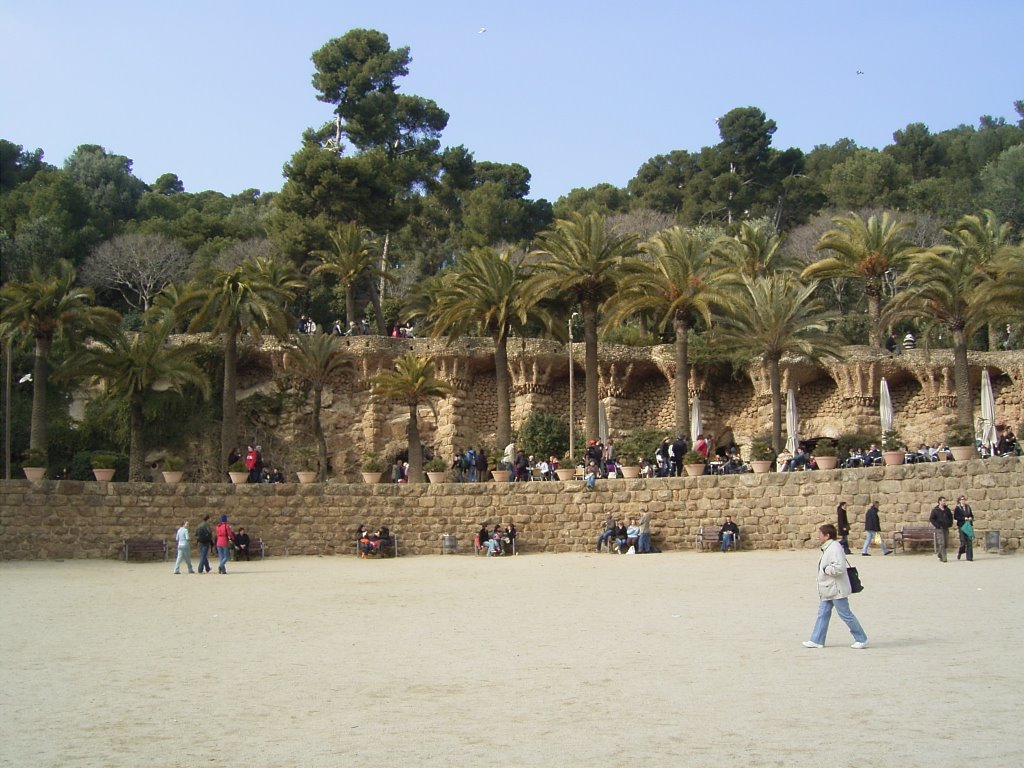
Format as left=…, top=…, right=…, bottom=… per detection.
left=929, top=496, right=954, bottom=562
left=861, top=501, right=892, bottom=556
left=195, top=515, right=214, bottom=573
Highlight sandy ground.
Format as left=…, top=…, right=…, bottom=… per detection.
left=1, top=546, right=1022, bottom=768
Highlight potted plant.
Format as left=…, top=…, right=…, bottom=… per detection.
left=555, top=452, right=576, bottom=481
left=881, top=429, right=905, bottom=465
left=490, top=457, right=512, bottom=482
left=21, top=447, right=47, bottom=481
left=90, top=451, right=120, bottom=482
left=946, top=424, right=977, bottom=461
left=682, top=449, right=706, bottom=477
left=228, top=459, right=249, bottom=484
left=749, top=437, right=775, bottom=474
left=162, top=454, right=185, bottom=484
left=294, top=445, right=318, bottom=484
left=425, top=455, right=448, bottom=484
left=813, top=438, right=839, bottom=470
left=361, top=452, right=385, bottom=484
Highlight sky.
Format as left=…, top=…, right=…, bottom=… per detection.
left=2, top=0, right=1022, bottom=202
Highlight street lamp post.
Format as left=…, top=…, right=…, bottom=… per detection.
left=568, top=312, right=579, bottom=462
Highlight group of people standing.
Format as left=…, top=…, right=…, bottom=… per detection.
left=173, top=515, right=245, bottom=575
left=836, top=494, right=977, bottom=562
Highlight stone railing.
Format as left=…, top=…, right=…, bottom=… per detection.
left=2, top=457, right=1020, bottom=560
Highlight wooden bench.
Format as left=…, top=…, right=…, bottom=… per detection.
left=233, top=538, right=266, bottom=560
left=121, top=538, right=167, bottom=562
left=893, top=526, right=934, bottom=553
left=695, top=527, right=739, bottom=552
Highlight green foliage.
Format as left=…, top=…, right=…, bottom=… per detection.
left=750, top=436, right=775, bottom=461
left=22, top=447, right=47, bottom=466
left=615, top=427, right=664, bottom=465
left=163, top=454, right=186, bottom=471
left=89, top=450, right=120, bottom=469
left=813, top=438, right=837, bottom=457
left=682, top=450, right=705, bottom=464
left=424, top=456, right=448, bottom=472
left=946, top=423, right=976, bottom=446
left=518, top=410, right=569, bottom=461
left=362, top=452, right=384, bottom=472
left=229, top=460, right=247, bottom=473
left=882, top=429, right=903, bottom=449
left=600, top=324, right=659, bottom=347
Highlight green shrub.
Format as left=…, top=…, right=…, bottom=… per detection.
left=615, top=427, right=664, bottom=465
left=22, top=447, right=47, bottom=467
left=813, top=438, right=837, bottom=457
left=424, top=456, right=448, bottom=473
left=750, top=436, right=775, bottom=461
left=229, top=460, right=247, bottom=473
left=90, top=451, right=120, bottom=469
left=518, top=410, right=569, bottom=461
left=946, top=423, right=975, bottom=446
left=682, top=450, right=705, bottom=464
left=163, top=455, right=186, bottom=471
left=362, top=452, right=384, bottom=473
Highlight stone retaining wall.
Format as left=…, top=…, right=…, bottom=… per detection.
left=1, top=457, right=1020, bottom=561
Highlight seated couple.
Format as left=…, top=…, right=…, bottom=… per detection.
left=357, top=525, right=394, bottom=558
left=478, top=523, right=516, bottom=556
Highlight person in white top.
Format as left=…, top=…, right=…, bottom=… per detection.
left=803, top=524, right=868, bottom=649
left=173, top=520, right=194, bottom=574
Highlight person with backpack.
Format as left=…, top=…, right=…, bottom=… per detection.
left=195, top=515, right=214, bottom=573
left=465, top=447, right=477, bottom=483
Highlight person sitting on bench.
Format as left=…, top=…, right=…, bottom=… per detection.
left=234, top=527, right=251, bottom=561
left=719, top=516, right=740, bottom=552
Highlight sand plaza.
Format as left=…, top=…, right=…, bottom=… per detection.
left=1, top=548, right=1021, bottom=767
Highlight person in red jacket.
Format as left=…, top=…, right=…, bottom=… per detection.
left=215, top=515, right=235, bottom=574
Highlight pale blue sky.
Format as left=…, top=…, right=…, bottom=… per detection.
left=2, top=0, right=1021, bottom=201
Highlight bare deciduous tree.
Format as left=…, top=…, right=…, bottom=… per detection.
left=81, top=233, right=191, bottom=311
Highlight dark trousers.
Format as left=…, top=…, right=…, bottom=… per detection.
left=958, top=529, right=974, bottom=561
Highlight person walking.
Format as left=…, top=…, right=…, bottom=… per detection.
left=195, top=515, right=214, bottom=573
left=836, top=502, right=851, bottom=555
left=215, top=515, right=235, bottom=574
left=803, top=524, right=869, bottom=649
left=930, top=496, right=954, bottom=563
left=861, top=501, right=891, bottom=556
left=173, top=520, right=194, bottom=574
left=954, top=495, right=975, bottom=561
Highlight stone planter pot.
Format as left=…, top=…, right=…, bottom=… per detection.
left=684, top=463, right=706, bottom=477
left=22, top=467, right=46, bottom=481
left=949, top=445, right=977, bottom=462
left=555, top=468, right=576, bottom=482
left=92, top=468, right=115, bottom=482
left=296, top=471, right=317, bottom=484
left=161, top=471, right=184, bottom=484
left=360, top=471, right=383, bottom=484
left=882, top=450, right=904, bottom=466
left=814, top=456, right=838, bottom=470
left=750, top=460, right=773, bottom=474
left=426, top=471, right=447, bottom=484
left=619, top=466, right=641, bottom=479
left=228, top=471, right=249, bottom=485
left=491, top=469, right=512, bottom=482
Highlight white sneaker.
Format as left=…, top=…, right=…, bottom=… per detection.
left=802, top=641, right=823, bottom=648
left=851, top=641, right=869, bottom=649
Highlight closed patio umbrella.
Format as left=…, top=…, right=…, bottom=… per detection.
left=880, top=378, right=894, bottom=438
left=785, top=388, right=799, bottom=456
left=980, top=368, right=997, bottom=453
left=690, top=395, right=703, bottom=446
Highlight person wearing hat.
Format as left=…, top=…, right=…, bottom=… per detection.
left=215, top=515, right=235, bottom=574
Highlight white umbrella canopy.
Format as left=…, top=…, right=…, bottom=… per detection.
left=690, top=395, right=703, bottom=446
left=880, top=378, right=894, bottom=437
left=785, top=388, right=799, bottom=455
left=980, top=368, right=998, bottom=451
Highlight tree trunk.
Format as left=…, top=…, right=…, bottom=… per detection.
left=368, top=279, right=387, bottom=335
left=494, top=335, right=512, bottom=450
left=29, top=336, right=50, bottom=453
left=407, top=403, right=423, bottom=483
left=674, top=316, right=690, bottom=438
left=866, top=290, right=882, bottom=348
left=582, top=300, right=600, bottom=442
left=129, top=396, right=145, bottom=482
left=768, top=355, right=783, bottom=454
left=220, top=331, right=238, bottom=478
left=953, top=330, right=973, bottom=426
left=313, top=384, right=327, bottom=481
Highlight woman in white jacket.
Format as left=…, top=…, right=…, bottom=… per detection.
left=803, top=524, right=869, bottom=649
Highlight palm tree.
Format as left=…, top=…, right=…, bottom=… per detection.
left=283, top=333, right=350, bottom=481
left=803, top=212, right=918, bottom=347
left=715, top=274, right=844, bottom=453
left=884, top=235, right=1007, bottom=426
left=0, top=259, right=119, bottom=455
left=182, top=255, right=306, bottom=473
left=428, top=247, right=549, bottom=449
left=947, top=209, right=1020, bottom=350
left=370, top=353, right=452, bottom=483
left=714, top=220, right=802, bottom=280
left=530, top=213, right=639, bottom=441
left=309, top=222, right=387, bottom=331
left=62, top=315, right=210, bottom=481
left=607, top=226, right=727, bottom=437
